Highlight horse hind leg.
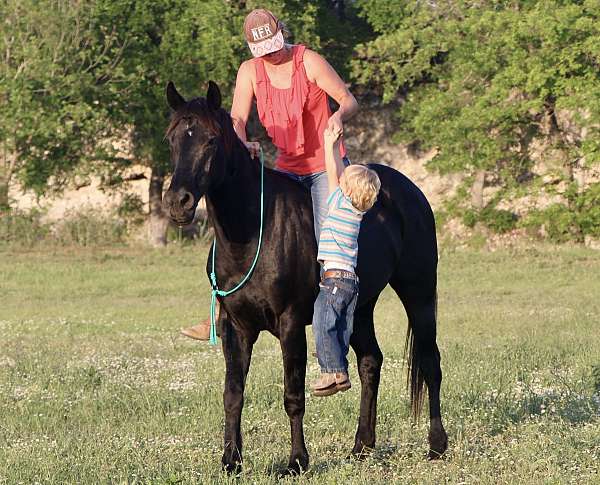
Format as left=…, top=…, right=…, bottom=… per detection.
left=349, top=297, right=383, bottom=457
left=392, top=280, right=448, bottom=459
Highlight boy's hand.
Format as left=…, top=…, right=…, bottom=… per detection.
left=323, top=125, right=342, bottom=147
left=326, top=112, right=344, bottom=137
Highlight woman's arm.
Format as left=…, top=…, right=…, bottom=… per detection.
left=303, top=49, right=359, bottom=133
left=230, top=61, right=260, bottom=157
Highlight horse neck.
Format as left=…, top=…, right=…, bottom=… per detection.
left=206, top=144, right=262, bottom=252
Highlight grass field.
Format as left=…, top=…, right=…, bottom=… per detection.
left=1, top=244, right=599, bottom=484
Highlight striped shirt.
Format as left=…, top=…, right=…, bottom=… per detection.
left=317, top=187, right=365, bottom=270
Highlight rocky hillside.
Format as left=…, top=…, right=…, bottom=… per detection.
left=9, top=99, right=600, bottom=249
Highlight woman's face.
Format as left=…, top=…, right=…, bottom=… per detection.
left=261, top=45, right=291, bottom=65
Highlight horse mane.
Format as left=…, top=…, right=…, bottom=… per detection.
left=165, top=97, right=242, bottom=157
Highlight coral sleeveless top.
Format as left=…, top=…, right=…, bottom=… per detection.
left=254, top=45, right=346, bottom=175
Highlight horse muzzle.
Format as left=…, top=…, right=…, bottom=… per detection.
left=162, top=188, right=196, bottom=225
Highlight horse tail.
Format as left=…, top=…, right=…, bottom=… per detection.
left=404, top=320, right=425, bottom=419
left=404, top=288, right=438, bottom=420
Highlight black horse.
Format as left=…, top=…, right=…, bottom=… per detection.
left=162, top=81, right=447, bottom=474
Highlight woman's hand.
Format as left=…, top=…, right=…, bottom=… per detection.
left=244, top=141, right=261, bottom=158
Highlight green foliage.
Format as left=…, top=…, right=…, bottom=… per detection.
left=4, top=0, right=598, bottom=245
left=462, top=205, right=518, bottom=233
left=314, top=2, right=375, bottom=80
left=0, top=0, right=132, bottom=200
left=0, top=0, right=333, bottom=205
left=481, top=207, right=518, bottom=233
left=353, top=1, right=600, bottom=242
left=521, top=182, right=600, bottom=242
left=88, top=0, right=239, bottom=172
left=462, top=208, right=479, bottom=228
left=522, top=203, right=577, bottom=242
left=571, top=182, right=600, bottom=237
left=353, top=1, right=600, bottom=181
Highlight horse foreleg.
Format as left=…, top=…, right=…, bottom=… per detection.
left=349, top=299, right=383, bottom=457
left=221, top=315, right=257, bottom=473
left=279, top=319, right=309, bottom=474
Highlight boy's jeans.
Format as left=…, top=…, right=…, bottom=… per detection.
left=312, top=275, right=359, bottom=373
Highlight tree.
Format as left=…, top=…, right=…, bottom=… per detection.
left=2, top=0, right=355, bottom=244
left=0, top=0, right=130, bottom=210
left=352, top=0, right=600, bottom=219
left=89, top=0, right=329, bottom=245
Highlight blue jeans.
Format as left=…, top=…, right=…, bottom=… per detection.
left=312, top=276, right=359, bottom=373
left=278, top=157, right=350, bottom=242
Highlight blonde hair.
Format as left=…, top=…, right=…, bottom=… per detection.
left=339, top=165, right=381, bottom=212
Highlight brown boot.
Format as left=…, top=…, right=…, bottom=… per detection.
left=180, top=321, right=211, bottom=341
left=311, top=372, right=351, bottom=397
left=181, top=302, right=220, bottom=342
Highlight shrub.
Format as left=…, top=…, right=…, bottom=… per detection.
left=461, top=208, right=479, bottom=229
left=519, top=183, right=600, bottom=243
left=0, top=207, right=127, bottom=247
left=479, top=207, right=518, bottom=234
left=460, top=206, right=517, bottom=233
left=0, top=208, right=52, bottom=247
left=521, top=204, right=578, bottom=243
left=573, top=183, right=600, bottom=238
left=53, top=207, right=127, bottom=246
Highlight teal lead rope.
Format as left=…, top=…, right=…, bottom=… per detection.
left=208, top=147, right=265, bottom=345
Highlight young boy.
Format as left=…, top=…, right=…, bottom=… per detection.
left=311, top=126, right=381, bottom=397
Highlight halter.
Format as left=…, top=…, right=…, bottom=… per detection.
left=208, top=147, right=265, bottom=345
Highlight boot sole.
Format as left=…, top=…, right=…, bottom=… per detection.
left=180, top=329, right=210, bottom=341
left=337, top=381, right=351, bottom=392
left=312, top=381, right=351, bottom=397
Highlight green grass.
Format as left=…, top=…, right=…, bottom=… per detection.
left=1, top=244, right=599, bottom=484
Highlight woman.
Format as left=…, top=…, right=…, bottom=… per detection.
left=181, top=8, right=359, bottom=341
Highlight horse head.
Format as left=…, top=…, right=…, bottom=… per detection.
left=162, top=81, right=235, bottom=225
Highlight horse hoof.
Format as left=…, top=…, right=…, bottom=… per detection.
left=428, top=427, right=448, bottom=460
left=349, top=444, right=374, bottom=460
left=281, top=456, right=308, bottom=476
left=221, top=459, right=242, bottom=475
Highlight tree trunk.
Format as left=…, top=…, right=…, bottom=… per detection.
left=148, top=165, right=169, bottom=247
left=0, top=179, right=9, bottom=211
left=471, top=169, right=486, bottom=209
left=0, top=149, right=17, bottom=211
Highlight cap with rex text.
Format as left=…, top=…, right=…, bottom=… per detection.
left=243, top=9, right=285, bottom=58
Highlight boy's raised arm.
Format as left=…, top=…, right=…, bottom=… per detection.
left=323, top=127, right=344, bottom=194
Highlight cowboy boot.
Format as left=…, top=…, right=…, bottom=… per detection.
left=311, top=372, right=351, bottom=397
left=181, top=302, right=219, bottom=341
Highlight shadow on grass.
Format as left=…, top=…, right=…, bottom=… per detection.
left=263, top=441, right=435, bottom=479
left=469, top=387, right=600, bottom=437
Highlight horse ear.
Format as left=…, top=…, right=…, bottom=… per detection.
left=206, top=80, right=222, bottom=111
left=166, top=81, right=186, bottom=111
